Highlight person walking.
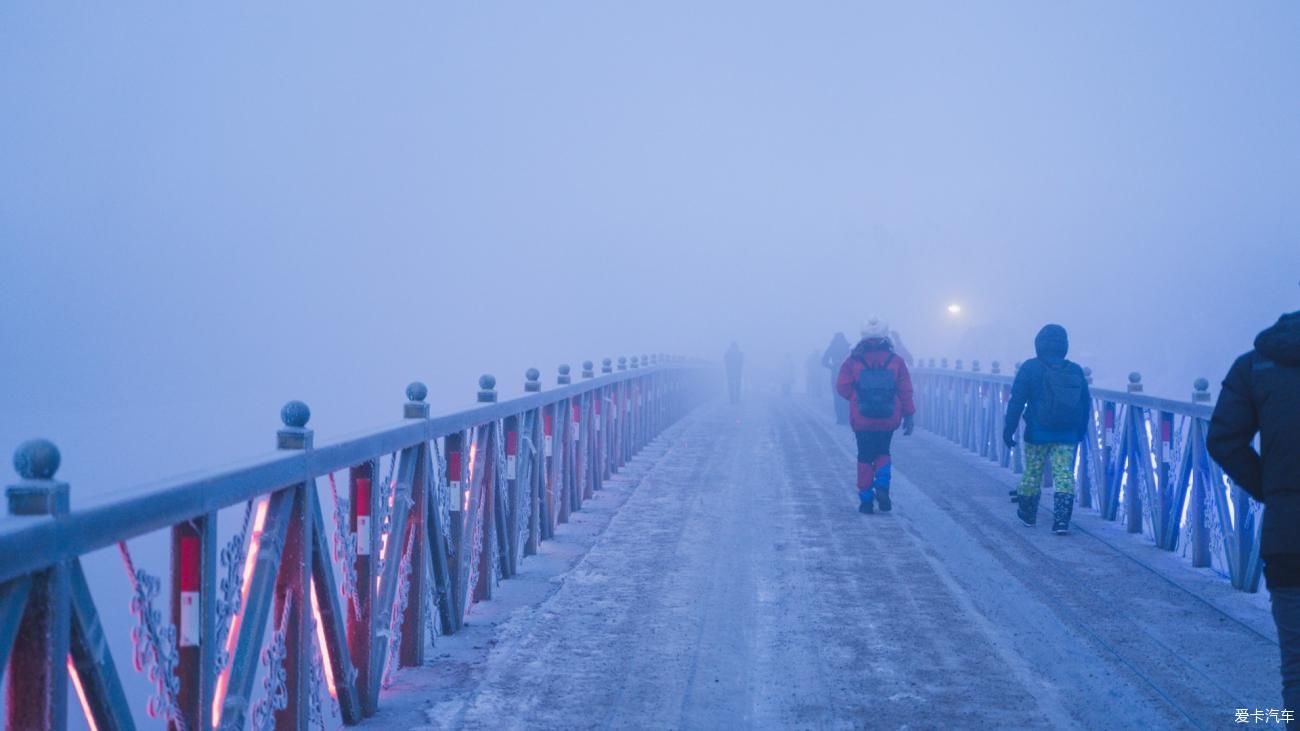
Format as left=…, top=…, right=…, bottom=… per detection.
left=724, top=342, right=744, bottom=405
left=1003, top=324, right=1090, bottom=534
left=836, top=318, right=915, bottom=514
left=1207, top=310, right=1300, bottom=725
left=823, top=332, right=852, bottom=425
left=805, top=349, right=822, bottom=398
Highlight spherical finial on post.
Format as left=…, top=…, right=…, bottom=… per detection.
left=557, top=364, right=571, bottom=385
left=13, top=439, right=60, bottom=481
left=602, top=357, right=613, bottom=374
left=630, top=356, right=640, bottom=369
left=8, top=438, right=70, bottom=516
left=972, top=360, right=981, bottom=373
left=617, top=356, right=628, bottom=371
left=1193, top=378, right=1211, bottom=403
left=525, top=368, right=542, bottom=392
left=929, top=358, right=936, bottom=368
left=991, top=361, right=1001, bottom=375
left=281, top=400, right=311, bottom=429
left=278, top=400, right=314, bottom=450
left=478, top=374, right=498, bottom=403
left=582, top=360, right=595, bottom=378
left=405, top=381, right=430, bottom=419
left=955, top=359, right=964, bottom=371
left=941, top=358, right=949, bottom=369
left=650, top=354, right=658, bottom=366
left=1127, top=372, right=1143, bottom=393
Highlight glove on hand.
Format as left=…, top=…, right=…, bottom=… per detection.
left=902, top=414, right=915, bottom=436
left=1003, top=426, right=1017, bottom=449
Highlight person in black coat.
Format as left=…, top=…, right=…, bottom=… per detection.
left=1207, top=310, right=1300, bottom=724
left=723, top=342, right=744, bottom=404
left=822, top=332, right=852, bottom=424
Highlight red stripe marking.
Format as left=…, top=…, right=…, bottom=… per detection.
left=179, top=536, right=200, bottom=591
left=356, top=478, right=372, bottom=517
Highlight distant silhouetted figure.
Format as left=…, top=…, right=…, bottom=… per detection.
left=836, top=318, right=914, bottom=514
left=805, top=350, right=822, bottom=397
left=822, top=332, right=852, bottom=424
left=890, top=330, right=915, bottom=368
left=724, top=342, right=744, bottom=404
left=1003, top=324, right=1090, bottom=534
left=1207, top=310, right=1300, bottom=723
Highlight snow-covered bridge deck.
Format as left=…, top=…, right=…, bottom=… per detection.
left=371, top=398, right=1277, bottom=731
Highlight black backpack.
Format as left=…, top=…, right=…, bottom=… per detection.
left=1038, top=362, right=1086, bottom=432
left=854, top=354, right=897, bottom=419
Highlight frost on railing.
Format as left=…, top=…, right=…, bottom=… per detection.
left=120, top=543, right=187, bottom=730
left=517, top=421, right=538, bottom=561
left=251, top=595, right=292, bottom=731
left=216, top=500, right=254, bottom=671
left=308, top=622, right=330, bottom=731
left=465, top=427, right=487, bottom=607
left=491, top=422, right=505, bottom=587
left=433, top=440, right=453, bottom=554
left=382, top=530, right=417, bottom=688
left=423, top=557, right=441, bottom=641
left=376, top=452, right=400, bottom=579
left=326, top=471, right=359, bottom=619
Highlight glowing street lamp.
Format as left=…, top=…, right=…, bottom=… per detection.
left=946, top=303, right=962, bottom=316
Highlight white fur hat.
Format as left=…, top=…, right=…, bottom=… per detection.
left=860, top=317, right=890, bottom=340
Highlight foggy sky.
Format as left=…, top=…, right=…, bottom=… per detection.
left=3, top=2, right=1299, bottom=494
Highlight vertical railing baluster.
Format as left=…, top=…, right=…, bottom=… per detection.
left=171, top=486, right=215, bottom=728
left=348, top=454, right=377, bottom=715
left=6, top=439, right=72, bottom=731
left=274, top=403, right=315, bottom=729
left=444, top=432, right=465, bottom=632
left=400, top=383, right=430, bottom=668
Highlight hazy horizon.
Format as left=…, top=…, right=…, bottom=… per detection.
left=4, top=2, right=1299, bottom=496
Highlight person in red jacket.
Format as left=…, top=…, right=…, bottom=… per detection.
left=836, top=318, right=916, bottom=513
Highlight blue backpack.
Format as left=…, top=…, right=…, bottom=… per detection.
left=1038, top=363, right=1086, bottom=432
left=854, top=355, right=897, bottom=419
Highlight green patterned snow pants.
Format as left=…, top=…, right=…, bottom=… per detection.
left=1018, top=442, right=1077, bottom=497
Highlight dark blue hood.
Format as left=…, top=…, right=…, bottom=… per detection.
left=1256, top=311, right=1300, bottom=366
left=1034, top=324, right=1069, bottom=363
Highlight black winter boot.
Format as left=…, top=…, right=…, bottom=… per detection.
left=1017, top=493, right=1040, bottom=527
left=876, top=487, right=892, bottom=513
left=1052, top=493, right=1074, bottom=534
left=1009, top=489, right=1021, bottom=503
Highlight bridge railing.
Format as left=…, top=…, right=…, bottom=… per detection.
left=0, top=356, right=712, bottom=731
left=912, top=359, right=1262, bottom=594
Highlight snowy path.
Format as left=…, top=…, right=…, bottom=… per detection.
left=370, top=398, right=1279, bottom=731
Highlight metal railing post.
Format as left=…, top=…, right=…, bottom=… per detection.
left=348, top=431, right=378, bottom=714
left=474, top=376, right=498, bottom=603
left=555, top=366, right=573, bottom=524
left=444, top=432, right=465, bottom=631
left=272, top=401, right=315, bottom=729
left=1124, top=373, right=1145, bottom=534
left=400, top=382, right=430, bottom=667
left=6, top=439, right=71, bottom=731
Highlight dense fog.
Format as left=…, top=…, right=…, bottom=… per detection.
left=3, top=2, right=1298, bottom=494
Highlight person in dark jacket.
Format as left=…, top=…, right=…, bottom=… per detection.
left=1003, top=324, right=1091, bottom=534
left=822, top=332, right=852, bottom=424
left=836, top=318, right=915, bottom=514
left=1207, top=311, right=1300, bottom=724
left=805, top=350, right=822, bottom=398
left=724, top=342, right=744, bottom=404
